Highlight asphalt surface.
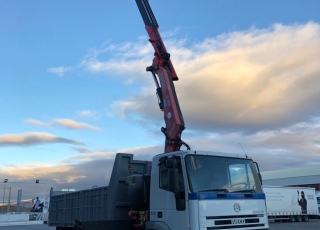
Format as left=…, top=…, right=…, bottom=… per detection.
left=0, top=224, right=54, bottom=229
left=268, top=218, right=320, bottom=230
left=1, top=219, right=320, bottom=229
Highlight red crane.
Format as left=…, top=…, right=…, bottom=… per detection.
left=135, top=0, right=190, bottom=153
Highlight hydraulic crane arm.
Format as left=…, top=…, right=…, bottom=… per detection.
left=135, top=0, right=190, bottom=153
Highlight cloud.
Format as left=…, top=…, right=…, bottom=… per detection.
left=0, top=129, right=319, bottom=202
left=54, top=175, right=87, bottom=184
left=0, top=132, right=83, bottom=146
left=78, top=110, right=99, bottom=120
left=80, top=39, right=154, bottom=84
left=24, top=119, right=51, bottom=127
left=47, top=66, right=72, bottom=76
left=95, top=22, right=320, bottom=134
left=2, top=163, right=72, bottom=180
left=53, top=119, right=101, bottom=131
left=25, top=118, right=101, bottom=131
left=60, top=149, right=117, bottom=164
left=73, top=147, right=94, bottom=154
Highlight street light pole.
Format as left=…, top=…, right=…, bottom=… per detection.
left=7, top=187, right=11, bottom=213
left=2, top=179, right=8, bottom=214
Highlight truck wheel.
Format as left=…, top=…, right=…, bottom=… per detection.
left=295, top=215, right=302, bottom=222
left=302, top=215, right=309, bottom=222
left=289, top=215, right=295, bottom=222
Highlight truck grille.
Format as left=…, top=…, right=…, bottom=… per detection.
left=206, top=214, right=266, bottom=229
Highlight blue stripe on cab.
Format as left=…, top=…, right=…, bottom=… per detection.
left=188, top=192, right=265, bottom=200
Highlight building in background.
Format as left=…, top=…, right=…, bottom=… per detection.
left=261, top=165, right=320, bottom=192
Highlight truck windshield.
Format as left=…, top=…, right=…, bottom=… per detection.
left=185, top=155, right=263, bottom=193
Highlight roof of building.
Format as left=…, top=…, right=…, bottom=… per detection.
left=261, top=164, right=320, bottom=180
left=260, top=165, right=320, bottom=188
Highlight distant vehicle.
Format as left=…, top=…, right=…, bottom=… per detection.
left=263, top=186, right=318, bottom=222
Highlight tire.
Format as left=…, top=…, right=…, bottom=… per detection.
left=289, top=215, right=295, bottom=222
left=302, top=215, right=309, bottom=222
left=295, top=215, right=302, bottom=222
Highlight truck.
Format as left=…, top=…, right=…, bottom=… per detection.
left=263, top=186, right=318, bottom=222
left=49, top=1, right=269, bottom=229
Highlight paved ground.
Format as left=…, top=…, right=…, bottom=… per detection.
left=1, top=219, right=319, bottom=229
left=0, top=224, right=54, bottom=229
left=269, top=218, right=320, bottom=230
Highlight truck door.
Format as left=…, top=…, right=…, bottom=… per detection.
left=149, top=157, right=188, bottom=230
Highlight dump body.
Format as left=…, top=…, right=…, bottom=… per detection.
left=263, top=186, right=318, bottom=222
left=49, top=153, right=151, bottom=229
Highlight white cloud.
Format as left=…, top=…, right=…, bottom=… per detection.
left=25, top=118, right=101, bottom=132
left=101, top=22, right=320, bottom=134
left=53, top=119, right=101, bottom=131
left=0, top=132, right=83, bottom=146
left=2, top=163, right=71, bottom=180
left=80, top=39, right=155, bottom=84
left=24, top=119, right=50, bottom=127
left=53, top=175, right=87, bottom=184
left=47, top=66, right=72, bottom=76
left=78, top=110, right=99, bottom=120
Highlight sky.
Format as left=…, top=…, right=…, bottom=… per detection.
left=1, top=0, right=320, bottom=203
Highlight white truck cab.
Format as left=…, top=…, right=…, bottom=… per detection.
left=147, top=150, right=269, bottom=230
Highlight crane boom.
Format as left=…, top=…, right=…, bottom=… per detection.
left=135, top=0, right=190, bottom=153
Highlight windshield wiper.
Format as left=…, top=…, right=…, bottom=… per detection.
left=231, top=189, right=256, bottom=193
left=198, top=188, right=229, bottom=193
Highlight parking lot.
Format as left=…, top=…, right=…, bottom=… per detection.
left=1, top=219, right=320, bottom=229
left=269, top=218, right=320, bottom=230
left=0, top=224, right=54, bottom=229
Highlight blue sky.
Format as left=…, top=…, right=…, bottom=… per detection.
left=1, top=0, right=320, bottom=201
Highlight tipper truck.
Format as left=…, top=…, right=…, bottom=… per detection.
left=49, top=1, right=269, bottom=229
left=263, top=186, right=318, bottom=222
left=50, top=152, right=269, bottom=230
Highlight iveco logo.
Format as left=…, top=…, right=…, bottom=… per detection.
left=233, top=203, right=241, bottom=212
left=231, top=218, right=245, bottom=225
